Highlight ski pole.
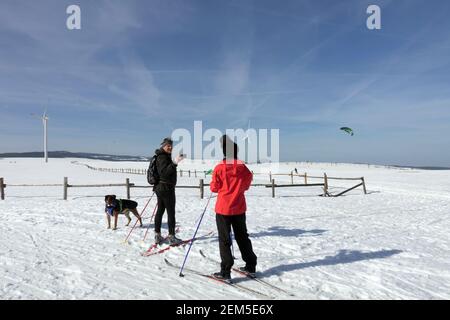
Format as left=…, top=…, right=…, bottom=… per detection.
left=179, top=193, right=213, bottom=277
left=142, top=202, right=158, bottom=242
left=123, top=192, right=154, bottom=243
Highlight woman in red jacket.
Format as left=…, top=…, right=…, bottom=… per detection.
left=210, top=135, right=257, bottom=281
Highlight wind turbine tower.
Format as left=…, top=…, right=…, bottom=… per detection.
left=43, top=110, right=49, bottom=163
left=31, top=109, right=49, bottom=163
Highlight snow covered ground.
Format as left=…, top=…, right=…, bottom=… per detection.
left=0, top=158, right=449, bottom=300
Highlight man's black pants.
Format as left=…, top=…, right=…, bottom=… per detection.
left=154, top=190, right=176, bottom=235
left=216, top=213, right=257, bottom=274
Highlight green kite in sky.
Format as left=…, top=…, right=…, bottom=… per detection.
left=340, top=127, right=354, bottom=136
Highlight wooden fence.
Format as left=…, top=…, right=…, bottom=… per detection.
left=74, top=162, right=366, bottom=190
left=74, top=162, right=211, bottom=178
left=0, top=173, right=367, bottom=200
left=264, top=173, right=367, bottom=198
left=0, top=177, right=207, bottom=200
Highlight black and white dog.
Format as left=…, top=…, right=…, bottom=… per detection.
left=104, top=195, right=143, bottom=230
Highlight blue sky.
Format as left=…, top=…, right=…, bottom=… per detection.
left=0, top=0, right=449, bottom=166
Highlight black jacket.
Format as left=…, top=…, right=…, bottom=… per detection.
left=153, top=148, right=177, bottom=192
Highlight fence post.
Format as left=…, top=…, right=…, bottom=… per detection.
left=126, top=178, right=131, bottom=199
left=180, top=170, right=183, bottom=177
left=271, top=179, right=275, bottom=198
left=200, top=179, right=204, bottom=199
left=194, top=170, right=197, bottom=178
left=361, top=177, right=367, bottom=194
left=0, top=178, right=4, bottom=200
left=304, top=173, right=308, bottom=185
left=63, top=177, right=68, bottom=200
left=290, top=171, right=294, bottom=184
left=189, top=170, right=191, bottom=177
left=269, top=171, right=272, bottom=182
left=323, top=173, right=328, bottom=196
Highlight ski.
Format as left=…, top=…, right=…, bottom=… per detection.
left=199, top=249, right=295, bottom=297
left=141, top=226, right=182, bottom=255
left=164, top=258, right=272, bottom=298
left=143, top=238, right=191, bottom=257
left=142, top=231, right=214, bottom=257
left=141, top=226, right=180, bottom=244
left=142, top=235, right=170, bottom=255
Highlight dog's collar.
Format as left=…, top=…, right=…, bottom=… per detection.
left=106, top=199, right=122, bottom=212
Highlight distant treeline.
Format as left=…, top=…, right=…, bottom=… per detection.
left=0, top=151, right=149, bottom=162
left=0, top=152, right=448, bottom=170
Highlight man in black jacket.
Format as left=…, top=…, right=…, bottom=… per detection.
left=153, top=138, right=184, bottom=245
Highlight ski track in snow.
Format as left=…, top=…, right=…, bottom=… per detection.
left=0, top=158, right=449, bottom=299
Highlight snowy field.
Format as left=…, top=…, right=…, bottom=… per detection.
left=0, top=158, right=449, bottom=300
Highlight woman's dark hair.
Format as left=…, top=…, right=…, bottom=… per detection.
left=220, top=135, right=238, bottom=159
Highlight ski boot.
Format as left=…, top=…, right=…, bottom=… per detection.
left=168, top=234, right=183, bottom=246
left=212, top=272, right=232, bottom=283
left=154, top=233, right=164, bottom=245
left=169, top=234, right=183, bottom=246
left=238, top=266, right=256, bottom=277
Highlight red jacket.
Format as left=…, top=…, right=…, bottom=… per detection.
left=210, top=159, right=253, bottom=215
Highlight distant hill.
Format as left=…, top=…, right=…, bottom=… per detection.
left=0, top=151, right=149, bottom=162
left=0, top=152, right=448, bottom=169
left=390, top=165, right=450, bottom=171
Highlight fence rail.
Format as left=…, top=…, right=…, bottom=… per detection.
left=266, top=175, right=328, bottom=197
left=0, top=177, right=208, bottom=200
left=5, top=184, right=63, bottom=187
left=0, top=172, right=367, bottom=200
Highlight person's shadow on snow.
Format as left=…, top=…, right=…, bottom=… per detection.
left=250, top=226, right=327, bottom=238
left=261, top=249, right=403, bottom=278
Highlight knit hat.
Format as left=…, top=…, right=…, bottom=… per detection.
left=160, top=137, right=173, bottom=148
left=220, top=135, right=238, bottom=159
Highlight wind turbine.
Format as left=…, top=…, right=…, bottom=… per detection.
left=31, top=108, right=49, bottom=163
